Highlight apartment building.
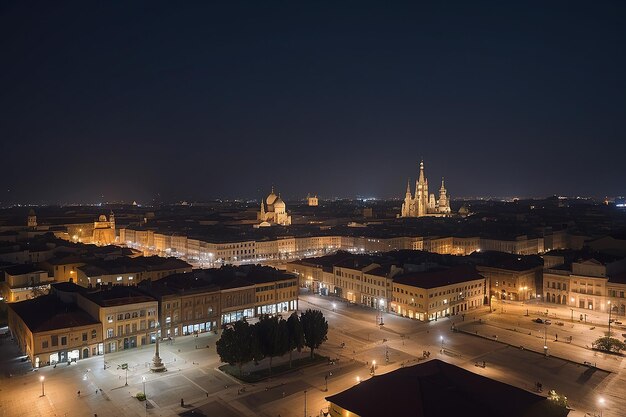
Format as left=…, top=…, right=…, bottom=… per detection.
left=391, top=265, right=485, bottom=321
left=77, top=287, right=159, bottom=353
left=8, top=286, right=102, bottom=367
left=543, top=250, right=626, bottom=314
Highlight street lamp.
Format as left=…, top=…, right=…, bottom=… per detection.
left=372, top=360, right=376, bottom=376
left=608, top=301, right=617, bottom=338
left=142, top=376, right=146, bottom=397
left=543, top=321, right=550, bottom=357
left=356, top=376, right=361, bottom=384
left=40, top=376, right=45, bottom=396
left=332, top=303, right=336, bottom=312
left=440, top=335, right=444, bottom=353
left=519, top=286, right=527, bottom=301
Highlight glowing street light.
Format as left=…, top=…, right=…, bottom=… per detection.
left=372, top=360, right=377, bottom=375
left=142, top=375, right=146, bottom=397
left=40, top=376, right=45, bottom=396
left=356, top=376, right=361, bottom=384
left=440, top=335, right=444, bottom=352
left=598, top=397, right=605, bottom=417
left=332, top=303, right=336, bottom=312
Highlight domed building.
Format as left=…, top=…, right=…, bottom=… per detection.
left=92, top=211, right=116, bottom=245
left=257, top=187, right=292, bottom=226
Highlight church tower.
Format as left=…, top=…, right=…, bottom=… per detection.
left=437, top=178, right=451, bottom=213
left=27, top=209, right=37, bottom=229
left=415, top=161, right=429, bottom=216
left=401, top=179, right=413, bottom=217
left=109, top=211, right=116, bottom=230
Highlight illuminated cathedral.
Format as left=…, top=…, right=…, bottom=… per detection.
left=400, top=161, right=451, bottom=218
left=257, top=187, right=292, bottom=226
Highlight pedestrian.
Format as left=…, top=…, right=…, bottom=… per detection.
left=77, top=390, right=81, bottom=397
left=181, top=398, right=184, bottom=407
left=555, top=333, right=558, bottom=341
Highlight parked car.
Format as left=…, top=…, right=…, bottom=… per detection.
left=534, top=318, right=544, bottom=323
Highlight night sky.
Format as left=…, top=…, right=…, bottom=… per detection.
left=1, top=1, right=625, bottom=204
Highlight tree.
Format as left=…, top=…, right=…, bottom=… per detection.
left=301, top=309, right=328, bottom=359
left=255, top=315, right=289, bottom=375
left=287, top=312, right=305, bottom=367
left=592, top=336, right=626, bottom=353
left=216, top=319, right=255, bottom=376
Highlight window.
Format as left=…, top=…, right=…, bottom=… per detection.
left=42, top=340, right=49, bottom=349
left=107, top=329, right=114, bottom=338
left=117, top=276, right=123, bottom=282
left=51, top=335, right=58, bottom=347
left=91, top=330, right=97, bottom=339
left=107, top=315, right=113, bottom=323
left=61, top=336, right=67, bottom=345
left=82, top=332, right=87, bottom=342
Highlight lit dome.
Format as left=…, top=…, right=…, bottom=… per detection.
left=98, top=214, right=107, bottom=222
left=274, top=197, right=285, bottom=208
left=266, top=191, right=278, bottom=206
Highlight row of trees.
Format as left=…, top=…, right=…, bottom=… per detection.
left=216, top=309, right=328, bottom=376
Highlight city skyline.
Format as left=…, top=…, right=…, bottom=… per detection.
left=1, top=2, right=626, bottom=203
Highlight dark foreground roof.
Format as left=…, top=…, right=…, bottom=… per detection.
left=326, top=359, right=569, bottom=417
left=9, top=295, right=99, bottom=332
left=393, top=265, right=483, bottom=289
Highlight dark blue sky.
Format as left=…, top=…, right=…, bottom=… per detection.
left=1, top=1, right=625, bottom=204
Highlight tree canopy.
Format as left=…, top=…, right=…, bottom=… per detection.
left=301, top=309, right=329, bottom=358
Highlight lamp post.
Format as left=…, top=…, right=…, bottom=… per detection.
left=40, top=376, right=45, bottom=396
left=440, top=335, right=444, bottom=353
left=303, top=390, right=307, bottom=417
left=324, top=374, right=328, bottom=392
left=332, top=303, right=336, bottom=312
left=142, top=376, right=146, bottom=397
left=372, top=360, right=376, bottom=376
left=356, top=376, right=361, bottom=384
left=543, top=320, right=548, bottom=357
left=608, top=301, right=616, bottom=338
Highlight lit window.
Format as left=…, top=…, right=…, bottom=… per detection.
left=117, top=276, right=123, bottom=281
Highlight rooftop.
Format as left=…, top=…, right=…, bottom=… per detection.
left=326, top=359, right=568, bottom=417
left=81, top=286, right=156, bottom=307
left=393, top=265, right=483, bottom=289
left=9, top=295, right=100, bottom=332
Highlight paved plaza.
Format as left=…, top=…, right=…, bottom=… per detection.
left=1, top=293, right=624, bottom=417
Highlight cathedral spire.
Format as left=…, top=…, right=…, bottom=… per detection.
left=418, top=160, right=425, bottom=183
left=406, top=178, right=411, bottom=194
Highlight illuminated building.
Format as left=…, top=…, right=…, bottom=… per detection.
left=400, top=161, right=451, bottom=218
left=257, top=187, right=292, bottom=226
left=92, top=212, right=116, bottom=245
